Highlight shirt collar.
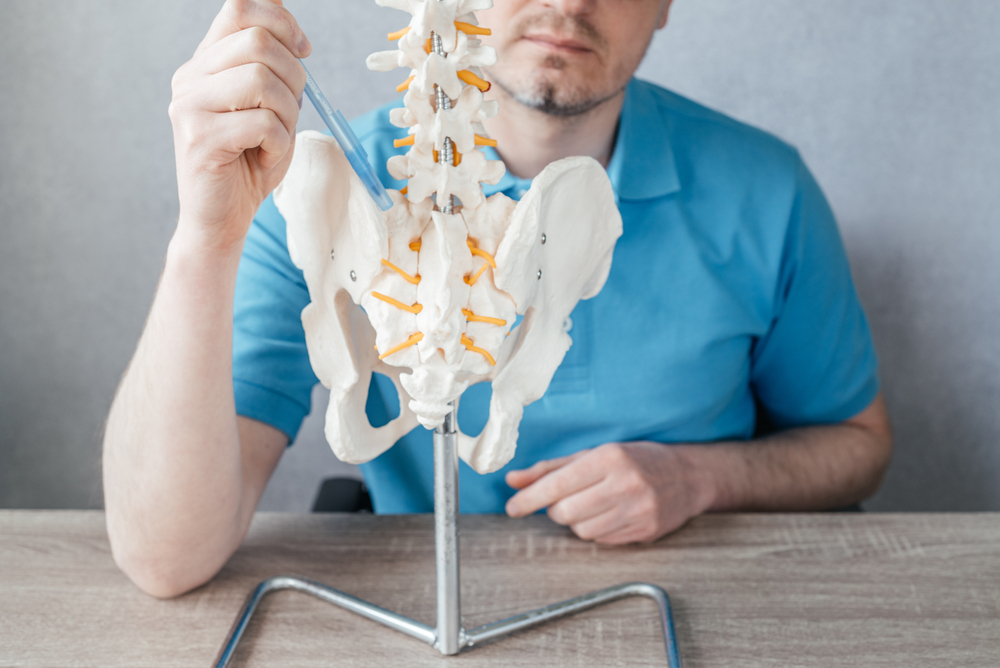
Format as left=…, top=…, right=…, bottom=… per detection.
left=482, top=78, right=680, bottom=203
left=606, top=78, right=681, bottom=202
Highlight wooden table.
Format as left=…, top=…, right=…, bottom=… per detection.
left=1, top=511, right=998, bottom=666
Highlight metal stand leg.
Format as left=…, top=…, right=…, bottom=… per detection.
left=212, top=402, right=682, bottom=667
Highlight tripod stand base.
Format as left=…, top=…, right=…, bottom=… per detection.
left=212, top=575, right=682, bottom=667
left=213, top=407, right=682, bottom=665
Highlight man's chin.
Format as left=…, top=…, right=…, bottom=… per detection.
left=504, top=86, right=609, bottom=118
left=490, top=66, right=600, bottom=111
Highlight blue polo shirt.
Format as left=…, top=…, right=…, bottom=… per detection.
left=233, top=78, right=879, bottom=514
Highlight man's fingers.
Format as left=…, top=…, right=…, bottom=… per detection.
left=200, top=26, right=306, bottom=102
left=198, top=0, right=310, bottom=60
left=505, top=453, right=605, bottom=518
left=199, top=63, right=300, bottom=135
left=592, top=523, right=648, bottom=546
left=545, top=480, right=619, bottom=528
left=505, top=451, right=585, bottom=490
left=211, top=108, right=291, bottom=170
left=568, top=506, right=629, bottom=542
left=505, top=457, right=569, bottom=490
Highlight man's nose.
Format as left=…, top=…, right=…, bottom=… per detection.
left=537, top=0, right=597, bottom=17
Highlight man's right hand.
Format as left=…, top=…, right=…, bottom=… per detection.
left=168, top=0, right=310, bottom=251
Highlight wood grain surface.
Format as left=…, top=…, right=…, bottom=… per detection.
left=1, top=511, right=998, bottom=667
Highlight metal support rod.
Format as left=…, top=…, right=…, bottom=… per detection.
left=431, top=14, right=459, bottom=648
left=433, top=402, right=463, bottom=654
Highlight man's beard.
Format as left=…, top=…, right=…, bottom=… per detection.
left=487, top=11, right=620, bottom=118
left=491, top=63, right=625, bottom=118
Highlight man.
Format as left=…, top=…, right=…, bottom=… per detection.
left=103, top=0, right=893, bottom=599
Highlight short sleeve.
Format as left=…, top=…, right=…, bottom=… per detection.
left=750, top=157, right=880, bottom=427
left=232, top=194, right=318, bottom=440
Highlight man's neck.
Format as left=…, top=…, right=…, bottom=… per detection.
left=482, top=88, right=625, bottom=181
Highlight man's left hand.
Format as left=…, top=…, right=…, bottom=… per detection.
left=504, top=442, right=714, bottom=545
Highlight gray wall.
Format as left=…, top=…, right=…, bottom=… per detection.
left=1, top=1, right=997, bottom=512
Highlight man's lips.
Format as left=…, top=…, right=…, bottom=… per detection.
left=521, top=33, right=594, bottom=54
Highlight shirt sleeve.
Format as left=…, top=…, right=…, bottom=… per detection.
left=232, top=194, right=318, bottom=441
left=750, top=156, right=880, bottom=427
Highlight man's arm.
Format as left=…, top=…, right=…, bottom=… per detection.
left=103, top=0, right=310, bottom=598
left=505, top=393, right=893, bottom=544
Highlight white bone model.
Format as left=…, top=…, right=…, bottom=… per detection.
left=273, top=0, right=622, bottom=474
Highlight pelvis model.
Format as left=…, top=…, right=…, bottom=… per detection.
left=274, top=0, right=622, bottom=474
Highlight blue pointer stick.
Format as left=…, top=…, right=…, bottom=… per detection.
left=299, top=60, right=394, bottom=212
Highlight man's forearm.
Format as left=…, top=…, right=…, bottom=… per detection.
left=103, top=231, right=249, bottom=598
left=106, top=0, right=312, bottom=597
left=680, top=402, right=893, bottom=512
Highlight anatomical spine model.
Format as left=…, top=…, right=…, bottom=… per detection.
left=273, top=0, right=622, bottom=474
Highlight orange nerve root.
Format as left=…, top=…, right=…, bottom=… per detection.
left=388, top=27, right=411, bottom=41
left=461, top=334, right=496, bottom=366
left=394, top=135, right=416, bottom=148
left=454, top=21, right=491, bottom=36
left=457, top=70, right=491, bottom=92
left=474, top=134, right=497, bottom=147
left=371, top=292, right=423, bottom=314
left=462, top=309, right=506, bottom=326
left=378, top=332, right=424, bottom=360
left=466, top=239, right=497, bottom=267
left=396, top=75, right=415, bottom=92
left=381, top=259, right=421, bottom=284
left=409, top=240, right=422, bottom=251
left=464, top=262, right=489, bottom=286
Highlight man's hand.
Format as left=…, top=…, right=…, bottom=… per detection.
left=504, top=395, right=893, bottom=547
left=505, top=443, right=714, bottom=545
left=169, top=0, right=310, bottom=251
